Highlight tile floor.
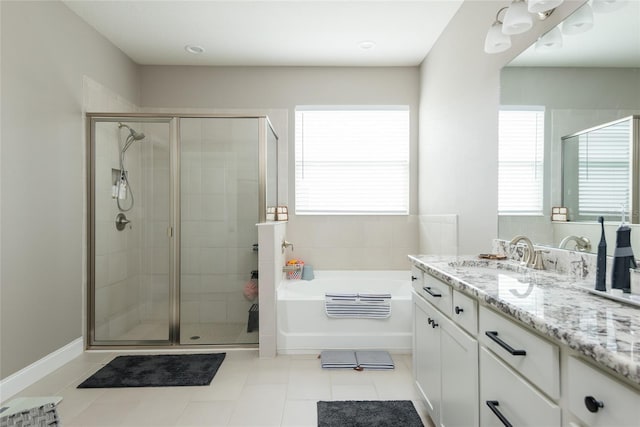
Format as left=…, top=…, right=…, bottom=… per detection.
left=4, top=350, right=434, bottom=426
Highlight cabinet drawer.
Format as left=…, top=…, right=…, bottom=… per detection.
left=414, top=274, right=452, bottom=316
left=567, top=357, right=640, bottom=426
left=411, top=264, right=424, bottom=285
left=479, top=306, right=559, bottom=399
left=480, top=348, right=560, bottom=427
left=452, top=290, right=477, bottom=335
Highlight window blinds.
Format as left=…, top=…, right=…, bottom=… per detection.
left=578, top=120, right=631, bottom=216
left=295, top=107, right=410, bottom=215
left=498, top=108, right=545, bottom=215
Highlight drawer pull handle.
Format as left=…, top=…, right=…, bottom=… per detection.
left=431, top=320, right=439, bottom=328
left=455, top=306, right=464, bottom=314
left=427, top=317, right=433, bottom=325
left=411, top=275, right=418, bottom=281
left=485, top=331, right=527, bottom=356
left=584, top=396, right=604, bottom=413
left=423, top=286, right=442, bottom=298
left=486, top=401, right=513, bottom=427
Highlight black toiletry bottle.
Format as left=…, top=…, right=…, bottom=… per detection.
left=611, top=221, right=637, bottom=293
left=595, top=216, right=606, bottom=291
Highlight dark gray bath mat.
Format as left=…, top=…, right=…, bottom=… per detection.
left=77, top=353, right=225, bottom=388
left=317, top=400, right=423, bottom=427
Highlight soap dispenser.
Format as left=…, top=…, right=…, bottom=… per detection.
left=611, top=207, right=637, bottom=293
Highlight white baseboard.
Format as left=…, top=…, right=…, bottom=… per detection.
left=0, top=337, right=83, bottom=403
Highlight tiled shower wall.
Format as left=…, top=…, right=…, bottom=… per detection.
left=179, top=118, right=259, bottom=326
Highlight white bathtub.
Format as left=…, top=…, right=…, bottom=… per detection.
left=277, top=270, right=412, bottom=354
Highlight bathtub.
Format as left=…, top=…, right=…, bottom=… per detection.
left=277, top=270, right=412, bottom=354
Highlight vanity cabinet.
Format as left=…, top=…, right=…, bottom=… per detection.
left=480, top=347, right=561, bottom=426
left=413, top=272, right=478, bottom=427
left=567, top=357, right=640, bottom=426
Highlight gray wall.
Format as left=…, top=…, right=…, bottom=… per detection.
left=141, top=66, right=421, bottom=269
left=418, top=0, right=583, bottom=255
left=1, top=0, right=140, bottom=378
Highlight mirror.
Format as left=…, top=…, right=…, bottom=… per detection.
left=498, top=1, right=640, bottom=253
left=562, top=116, right=639, bottom=223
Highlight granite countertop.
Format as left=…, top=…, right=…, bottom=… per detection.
left=409, top=255, right=640, bottom=387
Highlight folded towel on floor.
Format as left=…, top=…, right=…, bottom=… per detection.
left=325, top=293, right=391, bottom=319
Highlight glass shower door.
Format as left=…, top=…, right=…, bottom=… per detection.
left=90, top=118, right=173, bottom=344
left=179, top=117, right=259, bottom=345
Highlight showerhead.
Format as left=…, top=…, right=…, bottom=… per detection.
left=118, top=122, right=145, bottom=141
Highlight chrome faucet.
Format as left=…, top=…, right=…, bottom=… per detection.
left=509, top=235, right=535, bottom=268
left=281, top=239, right=294, bottom=253
left=559, top=235, right=592, bottom=252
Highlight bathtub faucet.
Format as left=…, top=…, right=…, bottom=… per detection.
left=282, top=239, right=294, bottom=253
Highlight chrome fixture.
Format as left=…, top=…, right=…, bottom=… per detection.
left=484, top=0, right=562, bottom=54
left=115, top=213, right=131, bottom=231
left=559, top=235, right=592, bottom=252
left=116, top=123, right=146, bottom=212
left=281, top=239, right=294, bottom=253
left=509, top=235, right=536, bottom=267
left=486, top=0, right=628, bottom=55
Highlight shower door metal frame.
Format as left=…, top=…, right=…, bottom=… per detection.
left=86, top=112, right=278, bottom=349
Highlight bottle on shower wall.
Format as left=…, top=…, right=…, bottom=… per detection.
left=118, top=175, right=128, bottom=200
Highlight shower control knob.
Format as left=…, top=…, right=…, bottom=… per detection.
left=115, top=213, right=131, bottom=231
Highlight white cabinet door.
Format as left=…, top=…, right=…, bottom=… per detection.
left=414, top=294, right=441, bottom=426
left=441, top=316, right=479, bottom=427
left=480, top=348, right=561, bottom=427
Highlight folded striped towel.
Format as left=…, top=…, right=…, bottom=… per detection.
left=325, top=293, right=391, bottom=319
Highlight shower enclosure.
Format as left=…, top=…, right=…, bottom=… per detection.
left=87, top=114, right=278, bottom=347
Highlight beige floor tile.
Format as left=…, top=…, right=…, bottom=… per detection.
left=286, top=376, right=331, bottom=400
left=331, top=384, right=379, bottom=400
left=281, top=400, right=318, bottom=427
left=65, top=401, right=140, bottom=426
left=121, top=400, right=189, bottom=426
left=55, top=386, right=106, bottom=422
left=175, top=401, right=235, bottom=426
left=228, top=384, right=287, bottom=426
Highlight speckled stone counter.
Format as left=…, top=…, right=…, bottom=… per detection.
left=409, top=255, right=640, bottom=386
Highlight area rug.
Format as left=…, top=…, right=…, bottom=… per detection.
left=77, top=353, right=225, bottom=388
left=317, top=400, right=423, bottom=427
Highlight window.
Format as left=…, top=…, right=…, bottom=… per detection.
left=498, top=107, right=545, bottom=215
left=295, top=106, right=410, bottom=215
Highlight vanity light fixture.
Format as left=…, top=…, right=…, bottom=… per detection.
left=502, top=0, right=534, bottom=35
left=484, top=0, right=560, bottom=54
left=484, top=7, right=512, bottom=54
left=535, top=26, right=563, bottom=51
left=561, top=2, right=594, bottom=35
left=527, top=0, right=564, bottom=14
left=591, top=0, right=628, bottom=14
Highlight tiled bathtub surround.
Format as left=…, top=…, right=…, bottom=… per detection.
left=409, top=254, right=640, bottom=386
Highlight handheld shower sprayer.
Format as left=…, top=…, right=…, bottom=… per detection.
left=118, top=122, right=145, bottom=141
left=115, top=122, right=146, bottom=212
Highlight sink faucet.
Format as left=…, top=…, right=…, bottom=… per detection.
left=509, top=235, right=535, bottom=268
left=559, top=235, right=592, bottom=252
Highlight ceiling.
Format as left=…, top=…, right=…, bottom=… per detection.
left=62, top=0, right=464, bottom=67
left=509, top=0, right=640, bottom=68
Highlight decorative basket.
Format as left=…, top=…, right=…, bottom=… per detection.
left=287, top=262, right=304, bottom=280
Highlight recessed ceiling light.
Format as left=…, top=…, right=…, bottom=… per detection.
left=358, top=40, right=376, bottom=50
left=184, top=45, right=205, bottom=55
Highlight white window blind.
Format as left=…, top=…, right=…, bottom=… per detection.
left=578, top=120, right=630, bottom=217
left=295, top=106, right=410, bottom=215
left=498, top=108, right=544, bottom=215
